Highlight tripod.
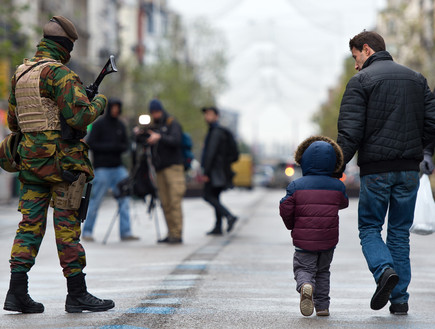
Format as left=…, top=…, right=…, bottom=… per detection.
left=102, top=144, right=160, bottom=244
left=102, top=194, right=161, bottom=244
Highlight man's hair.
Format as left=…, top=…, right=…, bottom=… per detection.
left=349, top=31, right=386, bottom=52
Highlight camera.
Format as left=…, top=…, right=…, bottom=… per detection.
left=134, top=114, right=152, bottom=145
left=135, top=127, right=150, bottom=145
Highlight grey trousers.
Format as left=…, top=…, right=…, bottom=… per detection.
left=293, top=249, right=334, bottom=310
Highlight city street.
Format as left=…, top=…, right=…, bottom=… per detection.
left=1, top=187, right=435, bottom=328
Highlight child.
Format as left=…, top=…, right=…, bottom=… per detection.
left=279, top=136, right=349, bottom=317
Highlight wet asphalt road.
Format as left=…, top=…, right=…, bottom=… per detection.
left=1, top=187, right=435, bottom=329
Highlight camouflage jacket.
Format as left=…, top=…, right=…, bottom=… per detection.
left=8, top=38, right=107, bottom=184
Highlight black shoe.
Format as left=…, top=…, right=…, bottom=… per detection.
left=121, top=235, right=140, bottom=241
left=390, top=302, right=408, bottom=315
left=158, top=237, right=170, bottom=243
left=206, top=228, right=223, bottom=236
left=158, top=237, right=182, bottom=244
left=65, top=292, right=115, bottom=313
left=3, top=292, right=44, bottom=313
left=370, top=268, right=399, bottom=310
left=227, top=216, right=238, bottom=232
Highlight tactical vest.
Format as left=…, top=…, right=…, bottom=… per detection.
left=14, top=59, right=62, bottom=132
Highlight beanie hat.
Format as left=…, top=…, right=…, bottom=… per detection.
left=43, top=16, right=78, bottom=41
left=294, top=135, right=344, bottom=174
left=149, top=99, right=164, bottom=113
left=201, top=106, right=219, bottom=115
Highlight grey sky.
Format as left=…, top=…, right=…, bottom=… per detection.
left=168, top=0, right=386, bottom=156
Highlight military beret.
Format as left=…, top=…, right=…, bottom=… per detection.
left=43, top=15, right=78, bottom=41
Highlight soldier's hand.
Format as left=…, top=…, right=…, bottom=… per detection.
left=420, top=154, right=435, bottom=175
left=93, top=94, right=107, bottom=115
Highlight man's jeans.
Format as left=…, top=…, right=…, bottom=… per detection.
left=82, top=166, right=132, bottom=238
left=358, top=171, right=419, bottom=304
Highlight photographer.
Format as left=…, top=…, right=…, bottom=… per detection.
left=136, top=99, right=186, bottom=244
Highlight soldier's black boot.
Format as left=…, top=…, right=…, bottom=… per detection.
left=65, top=272, right=115, bottom=313
left=3, top=272, right=44, bottom=313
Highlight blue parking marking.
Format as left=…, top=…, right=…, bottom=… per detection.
left=175, top=264, right=206, bottom=270
left=126, top=306, right=176, bottom=314
left=99, top=324, right=150, bottom=329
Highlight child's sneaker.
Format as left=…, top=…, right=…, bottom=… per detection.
left=300, top=283, right=314, bottom=316
left=316, top=309, right=330, bottom=316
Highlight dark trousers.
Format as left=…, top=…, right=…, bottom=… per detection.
left=203, top=182, right=232, bottom=229
left=293, top=249, right=334, bottom=311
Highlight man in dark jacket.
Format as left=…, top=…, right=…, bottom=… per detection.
left=82, top=98, right=138, bottom=242
left=201, top=107, right=238, bottom=235
left=147, top=99, right=186, bottom=244
left=337, top=31, right=435, bottom=315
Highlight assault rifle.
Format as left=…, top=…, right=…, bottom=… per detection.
left=60, top=55, right=118, bottom=140
left=85, top=55, right=118, bottom=101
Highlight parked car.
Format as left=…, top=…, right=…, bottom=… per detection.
left=253, top=164, right=274, bottom=187
left=232, top=153, right=254, bottom=189
left=267, top=162, right=302, bottom=189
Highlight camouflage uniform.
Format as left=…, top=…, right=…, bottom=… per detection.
left=7, top=38, right=106, bottom=277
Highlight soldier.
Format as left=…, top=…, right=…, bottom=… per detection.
left=2, top=16, right=114, bottom=313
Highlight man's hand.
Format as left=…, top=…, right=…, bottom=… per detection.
left=420, top=154, right=435, bottom=175
left=147, top=130, right=161, bottom=145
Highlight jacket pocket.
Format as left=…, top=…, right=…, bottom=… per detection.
left=19, top=140, right=62, bottom=183
left=57, top=140, right=94, bottom=181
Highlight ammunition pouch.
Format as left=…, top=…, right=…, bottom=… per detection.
left=51, top=172, right=86, bottom=210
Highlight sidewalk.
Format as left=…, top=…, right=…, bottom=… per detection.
left=1, top=188, right=435, bottom=328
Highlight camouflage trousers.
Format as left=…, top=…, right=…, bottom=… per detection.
left=9, top=183, right=86, bottom=277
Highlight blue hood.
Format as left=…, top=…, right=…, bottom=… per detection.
left=300, top=141, right=336, bottom=176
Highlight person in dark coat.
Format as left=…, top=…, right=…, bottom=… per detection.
left=280, top=135, right=348, bottom=317
left=337, top=31, right=435, bottom=315
left=82, top=98, right=138, bottom=242
left=201, top=107, right=238, bottom=235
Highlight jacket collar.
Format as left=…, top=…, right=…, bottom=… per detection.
left=362, top=50, right=393, bottom=70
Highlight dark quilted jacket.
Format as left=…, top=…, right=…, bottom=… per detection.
left=337, top=51, right=435, bottom=176
left=279, top=138, right=349, bottom=252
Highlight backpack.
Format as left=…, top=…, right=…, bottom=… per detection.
left=220, top=127, right=239, bottom=164
left=115, top=152, right=157, bottom=199
left=181, top=132, right=194, bottom=170
left=165, top=116, right=195, bottom=171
